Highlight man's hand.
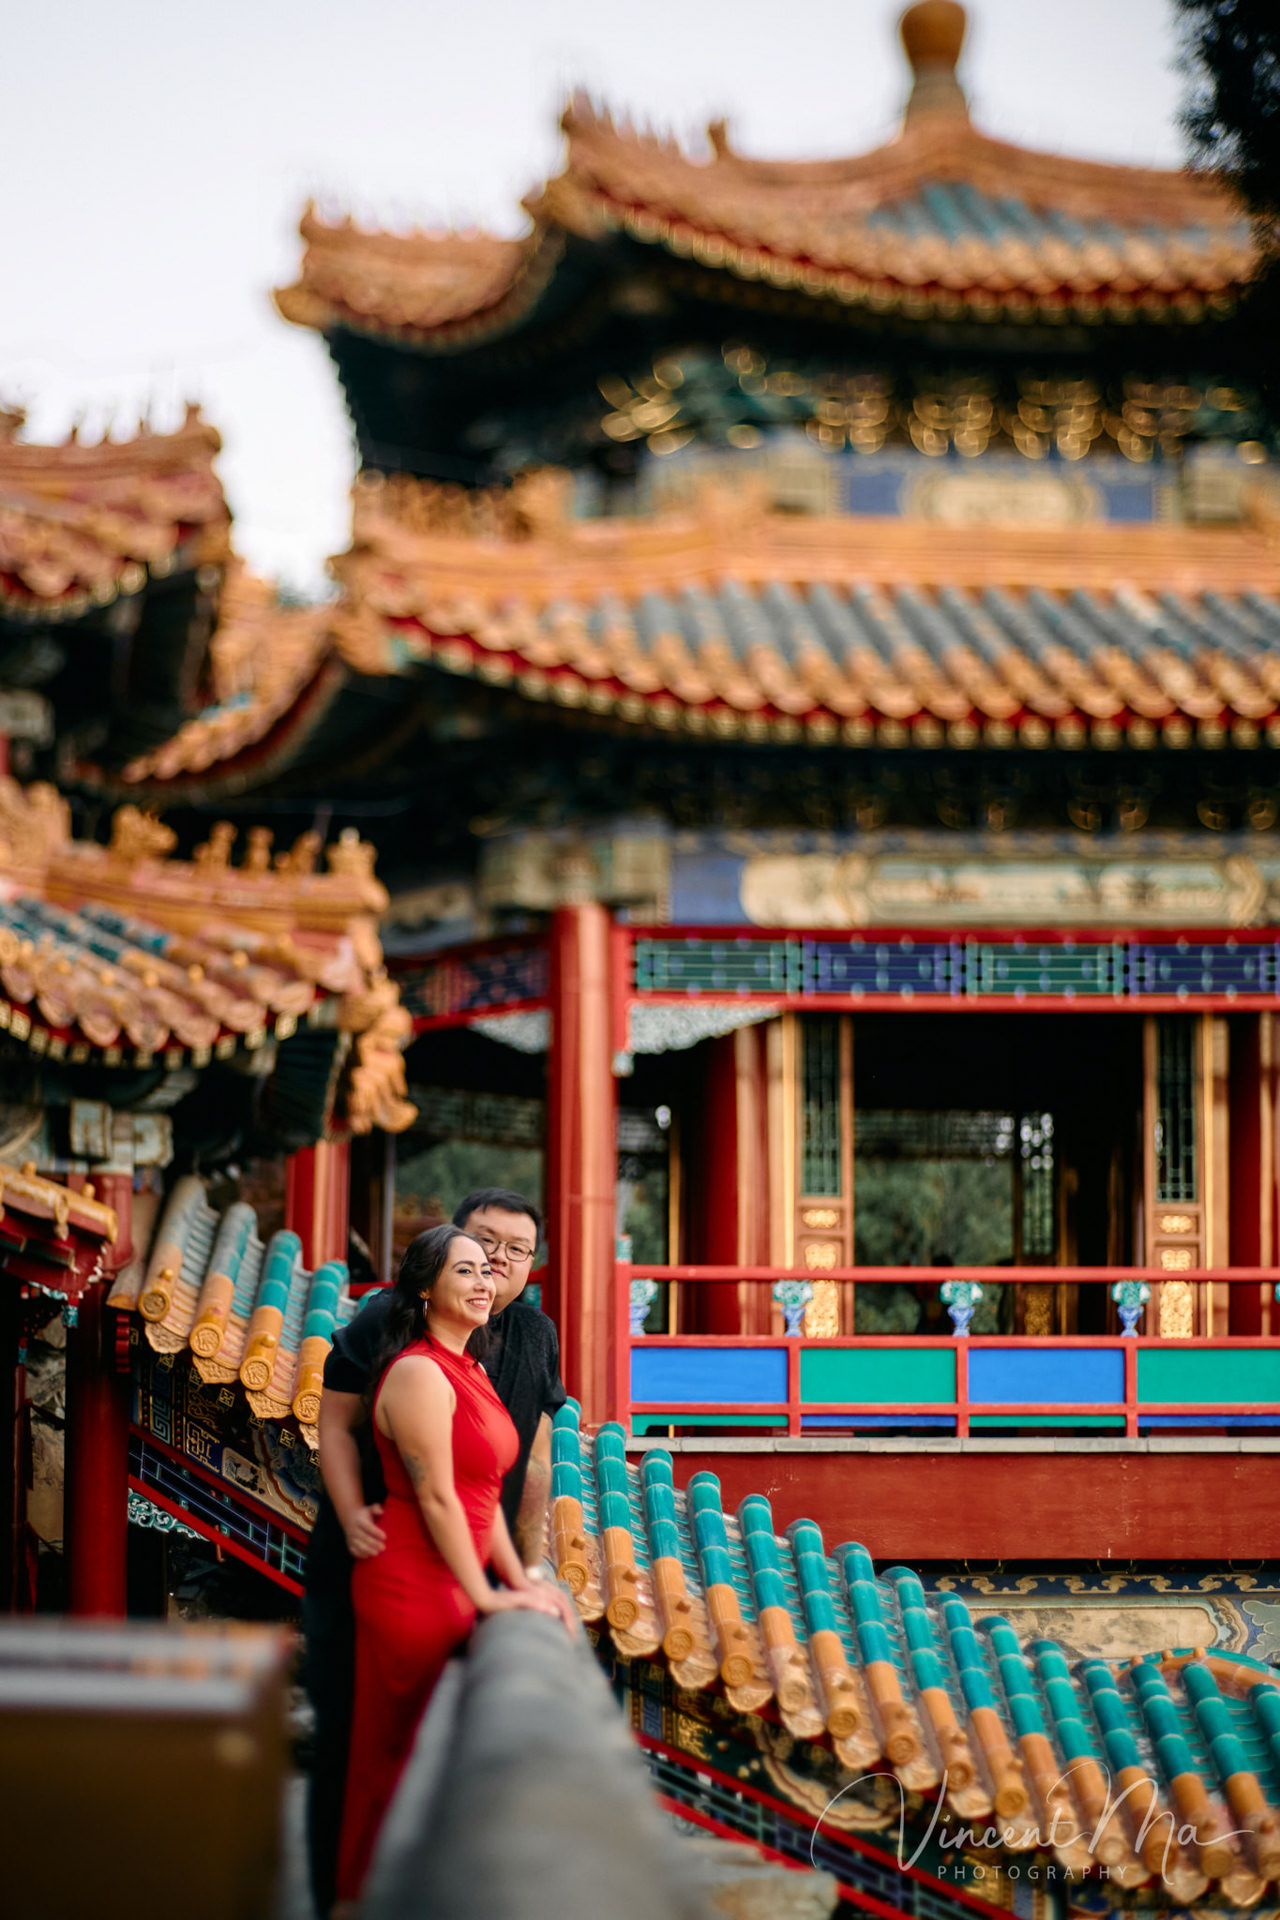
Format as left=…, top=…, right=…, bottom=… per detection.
left=343, top=1503, right=387, bottom=1559
left=513, top=1412, right=552, bottom=1568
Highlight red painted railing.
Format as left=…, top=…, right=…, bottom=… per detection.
left=613, top=1263, right=1280, bottom=1438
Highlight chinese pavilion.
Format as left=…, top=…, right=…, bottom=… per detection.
left=6, top=6, right=1280, bottom=1909
left=93, top=0, right=1280, bottom=1559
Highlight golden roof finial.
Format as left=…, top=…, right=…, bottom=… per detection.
left=899, top=1, right=969, bottom=124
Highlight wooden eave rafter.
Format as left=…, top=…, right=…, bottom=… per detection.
left=116, top=564, right=337, bottom=784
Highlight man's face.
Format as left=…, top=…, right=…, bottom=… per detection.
left=462, top=1205, right=538, bottom=1313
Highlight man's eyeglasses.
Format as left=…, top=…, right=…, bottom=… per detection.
left=473, top=1230, right=537, bottom=1266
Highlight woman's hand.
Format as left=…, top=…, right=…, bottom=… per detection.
left=342, top=1502, right=387, bottom=1559
left=478, top=1583, right=578, bottom=1635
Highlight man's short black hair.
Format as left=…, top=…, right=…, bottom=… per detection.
left=453, top=1188, right=542, bottom=1240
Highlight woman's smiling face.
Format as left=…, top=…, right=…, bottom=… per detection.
left=424, top=1233, right=496, bottom=1329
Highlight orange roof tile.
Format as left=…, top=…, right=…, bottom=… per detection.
left=0, top=780, right=415, bottom=1131
left=0, top=405, right=231, bottom=616
left=108, top=1176, right=357, bottom=1446
left=317, top=468, right=1280, bottom=747
left=275, top=5, right=1252, bottom=347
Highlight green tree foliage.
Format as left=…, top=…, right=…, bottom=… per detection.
left=396, top=1142, right=544, bottom=1218
left=1176, top=0, right=1280, bottom=424
left=854, top=1159, right=1014, bottom=1333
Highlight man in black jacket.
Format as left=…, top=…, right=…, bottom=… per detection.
left=303, top=1186, right=565, bottom=1917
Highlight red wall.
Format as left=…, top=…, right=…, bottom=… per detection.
left=659, top=1445, right=1279, bottom=1561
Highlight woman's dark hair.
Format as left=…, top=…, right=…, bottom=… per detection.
left=366, top=1224, right=492, bottom=1411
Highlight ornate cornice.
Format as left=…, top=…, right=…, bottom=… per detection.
left=0, top=404, right=231, bottom=616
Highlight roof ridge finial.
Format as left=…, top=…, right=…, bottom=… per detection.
left=899, top=0, right=970, bottom=125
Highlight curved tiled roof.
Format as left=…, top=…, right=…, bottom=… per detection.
left=273, top=205, right=564, bottom=349
left=0, top=405, right=231, bottom=616
left=117, top=566, right=338, bottom=786
left=532, top=101, right=1249, bottom=330
left=108, top=1177, right=357, bottom=1445
left=275, top=5, right=1251, bottom=348
left=552, top=1403, right=1280, bottom=1903
left=0, top=780, right=416, bottom=1130
left=325, top=472, right=1280, bottom=748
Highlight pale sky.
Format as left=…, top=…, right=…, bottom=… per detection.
left=5, top=0, right=1188, bottom=592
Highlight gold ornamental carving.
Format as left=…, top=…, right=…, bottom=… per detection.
left=1159, top=1248, right=1194, bottom=1273
left=803, top=1242, right=839, bottom=1272
left=1022, top=1285, right=1055, bottom=1337
left=904, top=466, right=1101, bottom=528
left=1159, top=1280, right=1195, bottom=1338
left=803, top=1280, right=840, bottom=1341
left=1158, top=1214, right=1194, bottom=1235
left=801, top=1208, right=840, bottom=1230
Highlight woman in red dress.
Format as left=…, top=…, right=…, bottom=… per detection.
left=334, top=1225, right=574, bottom=1906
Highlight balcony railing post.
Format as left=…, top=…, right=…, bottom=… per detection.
left=614, top=1260, right=632, bottom=1433
left=786, top=1339, right=801, bottom=1438
left=956, top=1337, right=970, bottom=1439
left=1124, top=1338, right=1138, bottom=1437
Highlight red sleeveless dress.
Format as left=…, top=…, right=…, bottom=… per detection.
left=335, top=1335, right=518, bottom=1900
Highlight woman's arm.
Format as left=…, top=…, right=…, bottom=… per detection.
left=490, top=1502, right=580, bottom=1634
left=383, top=1357, right=564, bottom=1621
left=488, top=1504, right=532, bottom=1591
left=317, top=1389, right=386, bottom=1558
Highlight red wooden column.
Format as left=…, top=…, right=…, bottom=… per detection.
left=685, top=1026, right=771, bottom=1335
left=285, top=1140, right=351, bottom=1269
left=1229, top=1012, right=1273, bottom=1334
left=1, top=1286, right=24, bottom=1610
left=65, top=1173, right=133, bottom=1619
left=545, top=904, right=616, bottom=1425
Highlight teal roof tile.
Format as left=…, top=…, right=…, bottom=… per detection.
left=548, top=1413, right=1280, bottom=1898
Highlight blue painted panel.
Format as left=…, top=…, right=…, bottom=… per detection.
left=1143, top=1414, right=1280, bottom=1428
left=1132, top=941, right=1273, bottom=997
left=668, top=852, right=750, bottom=927
left=802, top=1414, right=955, bottom=1429
left=632, top=1346, right=788, bottom=1406
left=808, top=938, right=956, bottom=998
left=1096, top=479, right=1156, bottom=522
left=968, top=1346, right=1125, bottom=1406
left=843, top=468, right=907, bottom=516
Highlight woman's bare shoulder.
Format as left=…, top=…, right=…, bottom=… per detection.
left=379, top=1350, right=454, bottom=1415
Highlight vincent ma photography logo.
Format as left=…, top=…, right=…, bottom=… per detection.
left=813, top=1764, right=1248, bottom=1885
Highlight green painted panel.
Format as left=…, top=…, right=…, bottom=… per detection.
left=967, top=941, right=1125, bottom=998
left=631, top=1415, right=785, bottom=1434
left=634, top=938, right=800, bottom=994
left=970, top=1415, right=1125, bottom=1430
left=1138, top=1349, right=1280, bottom=1405
left=801, top=1347, right=955, bottom=1405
